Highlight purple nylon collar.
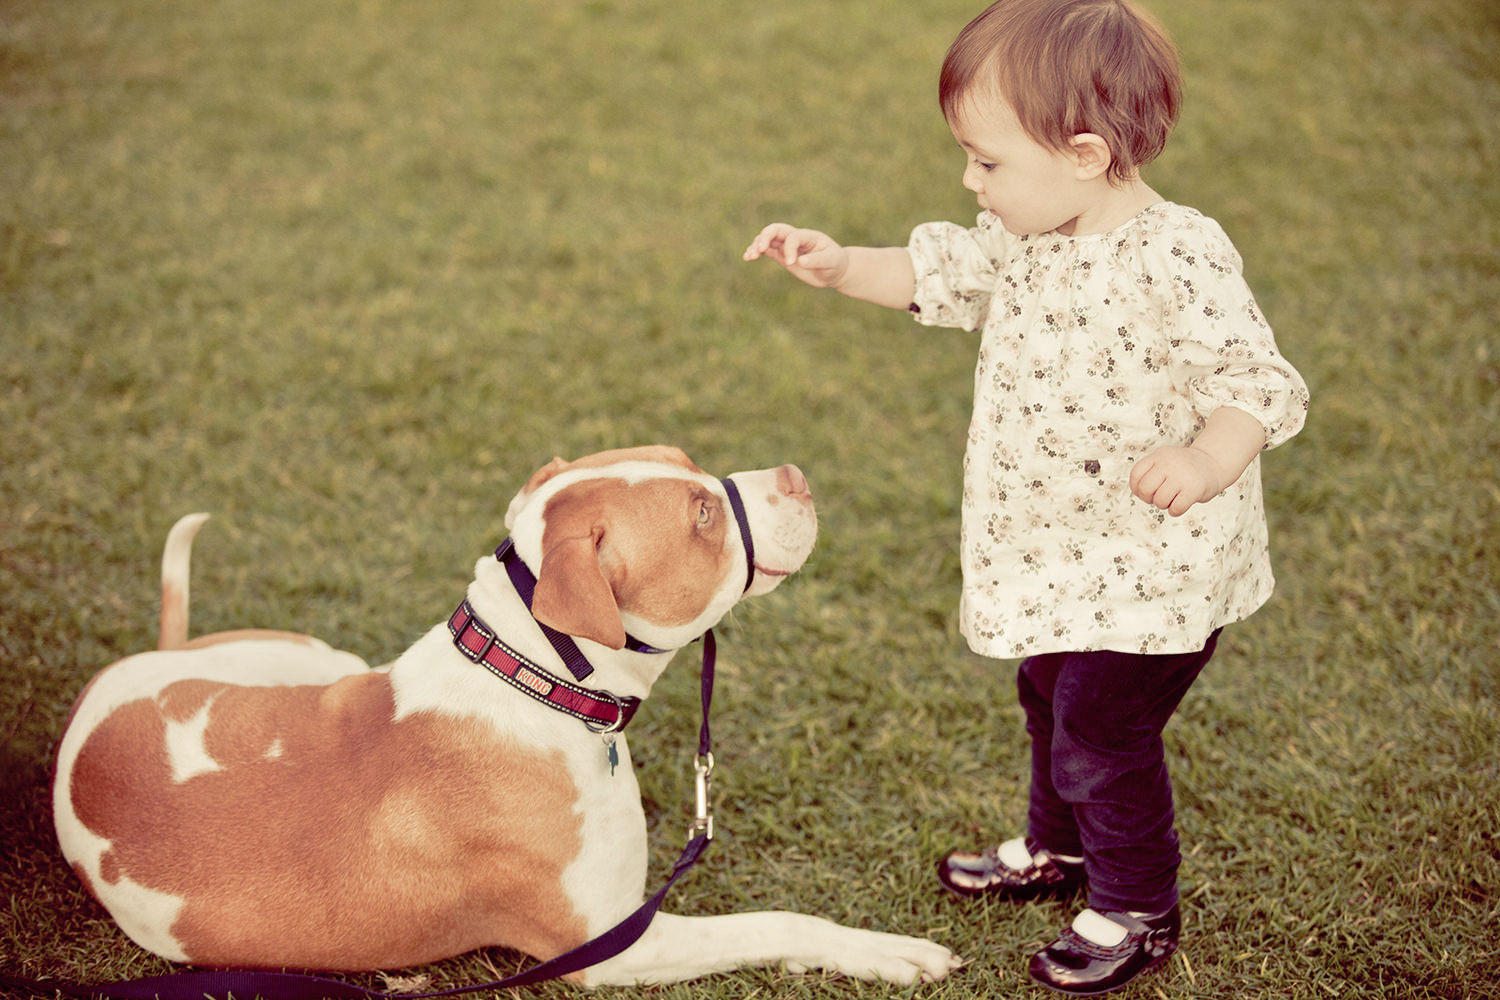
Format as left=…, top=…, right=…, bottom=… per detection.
left=719, top=477, right=755, bottom=594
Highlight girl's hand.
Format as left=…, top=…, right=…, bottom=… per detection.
left=743, top=223, right=851, bottom=289
left=1131, top=407, right=1267, bottom=516
left=1130, top=447, right=1229, bottom=517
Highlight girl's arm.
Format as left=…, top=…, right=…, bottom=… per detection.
left=1129, top=406, right=1267, bottom=517
left=744, top=224, right=916, bottom=310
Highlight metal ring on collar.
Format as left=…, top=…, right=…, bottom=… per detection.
left=583, top=689, right=627, bottom=735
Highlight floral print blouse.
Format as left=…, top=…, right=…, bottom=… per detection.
left=907, top=203, right=1309, bottom=657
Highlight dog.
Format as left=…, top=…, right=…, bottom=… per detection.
left=53, top=446, right=961, bottom=986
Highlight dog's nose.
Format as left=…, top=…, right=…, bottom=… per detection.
left=776, top=465, right=812, bottom=502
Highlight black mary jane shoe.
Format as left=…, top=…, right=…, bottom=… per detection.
left=936, top=840, right=1086, bottom=900
left=1028, top=904, right=1180, bottom=996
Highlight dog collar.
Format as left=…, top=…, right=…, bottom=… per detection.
left=448, top=598, right=641, bottom=733
left=494, top=539, right=670, bottom=681
left=459, top=476, right=752, bottom=729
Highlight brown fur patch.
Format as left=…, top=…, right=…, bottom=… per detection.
left=69, top=672, right=589, bottom=969
left=158, top=578, right=189, bottom=650
left=534, top=478, right=732, bottom=642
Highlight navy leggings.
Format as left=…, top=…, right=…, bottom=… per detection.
left=1018, top=630, right=1220, bottom=914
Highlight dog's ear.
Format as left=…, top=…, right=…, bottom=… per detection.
left=523, top=456, right=571, bottom=495
left=506, top=457, right=571, bottom=532
left=532, top=488, right=627, bottom=649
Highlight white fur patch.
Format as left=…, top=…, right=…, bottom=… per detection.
left=50, top=798, right=192, bottom=962
left=164, top=695, right=221, bottom=783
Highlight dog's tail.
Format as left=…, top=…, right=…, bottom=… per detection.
left=159, top=513, right=211, bottom=650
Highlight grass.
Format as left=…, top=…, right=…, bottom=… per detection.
left=1, top=0, right=1496, bottom=997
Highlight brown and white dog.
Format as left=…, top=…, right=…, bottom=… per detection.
left=53, top=446, right=960, bottom=986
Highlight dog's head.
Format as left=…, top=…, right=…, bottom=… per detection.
left=503, top=446, right=817, bottom=651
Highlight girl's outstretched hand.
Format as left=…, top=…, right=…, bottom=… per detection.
left=743, top=223, right=851, bottom=289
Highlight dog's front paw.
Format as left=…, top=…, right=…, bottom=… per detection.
left=787, top=929, right=965, bottom=985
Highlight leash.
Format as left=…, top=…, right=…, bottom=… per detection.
left=4, top=635, right=719, bottom=1000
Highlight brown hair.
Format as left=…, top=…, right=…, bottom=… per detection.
left=939, top=0, right=1182, bottom=184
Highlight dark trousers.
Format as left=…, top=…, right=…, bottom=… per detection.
left=1018, top=630, right=1220, bottom=914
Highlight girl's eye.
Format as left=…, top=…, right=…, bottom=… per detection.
left=975, top=159, right=997, bottom=172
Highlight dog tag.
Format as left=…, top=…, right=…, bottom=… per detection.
left=604, top=734, right=619, bottom=776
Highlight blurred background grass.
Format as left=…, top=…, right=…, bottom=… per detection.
left=2, top=1, right=1496, bottom=997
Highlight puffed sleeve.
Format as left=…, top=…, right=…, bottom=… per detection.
left=906, top=212, right=1015, bottom=332
left=1161, top=217, right=1309, bottom=449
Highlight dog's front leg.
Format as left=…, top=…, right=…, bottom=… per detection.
left=579, top=911, right=962, bottom=987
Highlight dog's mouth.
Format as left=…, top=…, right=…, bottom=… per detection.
left=753, top=562, right=793, bottom=579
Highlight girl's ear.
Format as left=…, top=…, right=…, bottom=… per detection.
left=1069, top=133, right=1113, bottom=181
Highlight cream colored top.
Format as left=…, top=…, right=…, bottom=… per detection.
left=908, top=203, right=1309, bottom=656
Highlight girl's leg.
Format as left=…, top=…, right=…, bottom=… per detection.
left=1017, top=652, right=1085, bottom=857
left=1024, top=633, right=1220, bottom=995
left=1048, top=631, right=1219, bottom=913
left=934, top=653, right=1086, bottom=899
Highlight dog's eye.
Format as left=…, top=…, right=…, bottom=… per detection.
left=695, top=501, right=713, bottom=526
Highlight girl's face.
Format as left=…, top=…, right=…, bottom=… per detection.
left=949, top=95, right=1090, bottom=237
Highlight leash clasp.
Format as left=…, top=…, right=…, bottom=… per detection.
left=689, top=752, right=715, bottom=841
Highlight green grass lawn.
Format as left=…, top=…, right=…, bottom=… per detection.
left=2, top=0, right=1496, bottom=997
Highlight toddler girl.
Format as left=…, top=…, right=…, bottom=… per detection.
left=744, top=0, right=1308, bottom=994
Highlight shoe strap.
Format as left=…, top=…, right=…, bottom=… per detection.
left=1094, top=907, right=1177, bottom=936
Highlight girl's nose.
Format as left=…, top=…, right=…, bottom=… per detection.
left=961, top=162, right=984, bottom=194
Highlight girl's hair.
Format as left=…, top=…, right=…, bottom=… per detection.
left=940, top=0, right=1182, bottom=183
